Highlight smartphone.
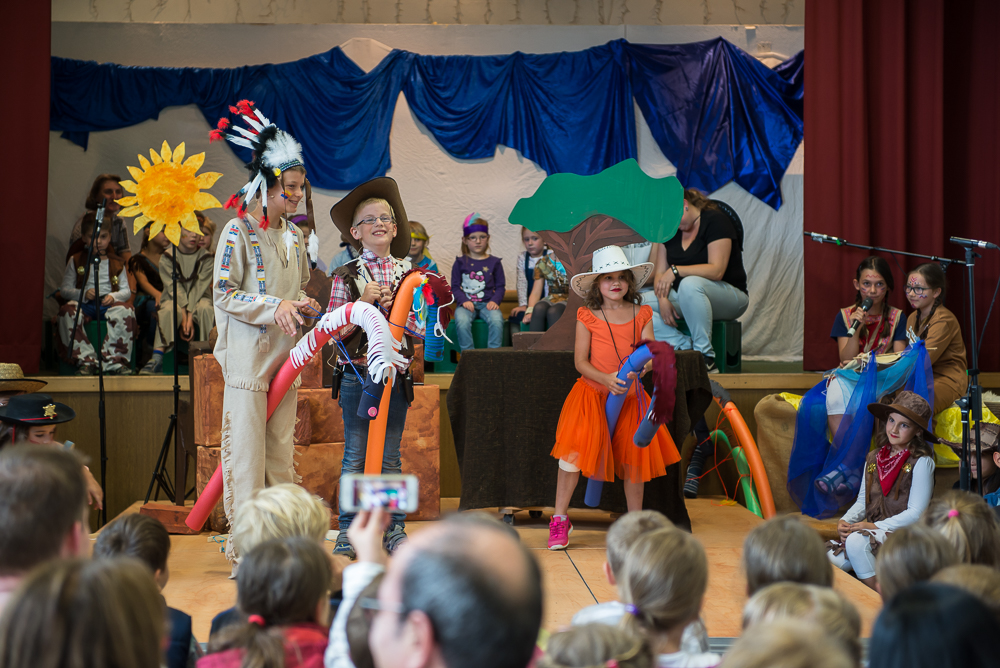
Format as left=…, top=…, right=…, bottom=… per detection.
left=339, top=474, right=419, bottom=514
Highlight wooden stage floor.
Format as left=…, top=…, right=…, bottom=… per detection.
left=123, top=497, right=881, bottom=643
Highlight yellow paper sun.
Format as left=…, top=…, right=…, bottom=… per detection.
left=116, top=140, right=223, bottom=246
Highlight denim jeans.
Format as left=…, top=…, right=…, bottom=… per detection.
left=337, top=372, right=408, bottom=529
left=643, top=277, right=748, bottom=359
left=454, top=301, right=504, bottom=350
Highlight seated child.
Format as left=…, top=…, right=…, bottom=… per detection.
left=949, top=423, right=1000, bottom=495
left=142, top=225, right=214, bottom=374
left=539, top=624, right=653, bottom=668
left=720, top=620, right=853, bottom=668
left=210, top=484, right=333, bottom=638
left=200, top=537, right=331, bottom=668
left=57, top=212, right=135, bottom=375
left=408, top=221, right=438, bottom=272
left=743, top=515, right=832, bottom=596
left=874, top=523, right=959, bottom=602
left=620, top=527, right=721, bottom=668
left=742, top=583, right=862, bottom=666
left=451, top=214, right=505, bottom=350
left=572, top=510, right=674, bottom=626
left=93, top=513, right=202, bottom=668
left=128, top=224, right=169, bottom=366
left=923, top=489, right=1000, bottom=567
left=827, top=391, right=937, bottom=590
left=932, top=564, right=1000, bottom=620
left=197, top=211, right=217, bottom=253
left=510, top=227, right=566, bottom=334
left=0, top=557, right=165, bottom=667
left=0, top=393, right=102, bottom=508
left=524, top=235, right=569, bottom=333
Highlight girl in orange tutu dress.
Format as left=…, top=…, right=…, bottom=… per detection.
left=548, top=245, right=681, bottom=550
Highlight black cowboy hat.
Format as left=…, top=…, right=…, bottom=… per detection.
left=0, top=393, right=76, bottom=426
left=329, top=177, right=411, bottom=259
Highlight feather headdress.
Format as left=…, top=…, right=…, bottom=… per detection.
left=210, top=99, right=304, bottom=230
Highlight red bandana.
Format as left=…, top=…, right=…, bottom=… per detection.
left=875, top=445, right=910, bottom=496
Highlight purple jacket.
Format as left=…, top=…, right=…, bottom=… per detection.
left=451, top=255, right=506, bottom=304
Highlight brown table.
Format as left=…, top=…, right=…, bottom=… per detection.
left=448, top=349, right=712, bottom=529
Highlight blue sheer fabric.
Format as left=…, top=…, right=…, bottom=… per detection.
left=50, top=40, right=803, bottom=206
left=787, top=342, right=933, bottom=518
left=624, top=39, right=803, bottom=209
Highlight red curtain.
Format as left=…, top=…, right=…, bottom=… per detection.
left=804, top=0, right=1000, bottom=372
left=0, top=2, right=49, bottom=372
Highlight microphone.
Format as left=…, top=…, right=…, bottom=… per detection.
left=804, top=231, right=847, bottom=246
left=950, top=236, right=999, bottom=250
left=847, top=297, right=874, bottom=337
left=95, top=197, right=107, bottom=234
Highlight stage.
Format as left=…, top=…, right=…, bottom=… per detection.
left=114, top=497, right=883, bottom=644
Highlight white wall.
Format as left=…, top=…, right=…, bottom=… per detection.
left=48, top=22, right=803, bottom=360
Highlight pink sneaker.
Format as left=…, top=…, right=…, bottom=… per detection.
left=548, top=516, right=573, bottom=550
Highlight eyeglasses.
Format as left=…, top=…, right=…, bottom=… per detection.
left=359, top=597, right=405, bottom=622
left=904, top=286, right=929, bottom=295
left=355, top=215, right=394, bottom=227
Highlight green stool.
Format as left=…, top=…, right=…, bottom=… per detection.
left=675, top=319, right=742, bottom=374
left=57, top=320, right=137, bottom=375
left=161, top=340, right=191, bottom=376
left=432, top=318, right=511, bottom=373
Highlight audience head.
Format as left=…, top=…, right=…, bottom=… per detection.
left=409, top=221, right=431, bottom=261
left=875, top=523, right=960, bottom=601
left=369, top=512, right=542, bottom=668
left=932, top=563, right=1000, bottom=620
left=231, top=483, right=330, bottom=557
left=347, top=573, right=385, bottom=668
left=742, top=515, right=832, bottom=596
left=619, top=527, right=707, bottom=641
left=868, top=582, right=999, bottom=668
left=906, top=263, right=947, bottom=319
left=721, top=619, right=853, bottom=668
left=605, top=510, right=673, bottom=584
left=922, top=489, right=1000, bottom=567
left=0, top=557, right=164, bottom=668
left=461, top=213, right=490, bottom=257
left=538, top=625, right=653, bottom=668
left=209, top=537, right=332, bottom=664
left=742, top=582, right=862, bottom=665
left=85, top=173, right=123, bottom=216
left=93, top=513, right=171, bottom=589
left=0, top=446, right=88, bottom=578
left=520, top=227, right=545, bottom=257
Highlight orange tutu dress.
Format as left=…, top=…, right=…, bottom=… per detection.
left=550, top=306, right=681, bottom=484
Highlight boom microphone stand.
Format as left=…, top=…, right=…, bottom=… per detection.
left=69, top=199, right=110, bottom=526
left=145, top=242, right=181, bottom=505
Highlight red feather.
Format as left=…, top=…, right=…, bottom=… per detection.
left=229, top=105, right=240, bottom=114
left=209, top=129, right=225, bottom=143
left=217, top=118, right=231, bottom=130
left=260, top=215, right=270, bottom=230
left=237, top=100, right=254, bottom=116
left=636, top=339, right=677, bottom=425
left=224, top=193, right=240, bottom=210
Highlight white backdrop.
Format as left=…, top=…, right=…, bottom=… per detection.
left=47, top=22, right=803, bottom=360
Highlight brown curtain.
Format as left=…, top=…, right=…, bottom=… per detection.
left=804, top=0, right=1000, bottom=372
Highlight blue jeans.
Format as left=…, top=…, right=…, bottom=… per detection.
left=642, top=277, right=748, bottom=359
left=337, top=372, right=408, bottom=529
left=454, top=302, right=504, bottom=350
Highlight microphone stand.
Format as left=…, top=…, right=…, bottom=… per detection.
left=68, top=200, right=109, bottom=526
left=145, top=242, right=180, bottom=505
left=803, top=232, right=967, bottom=269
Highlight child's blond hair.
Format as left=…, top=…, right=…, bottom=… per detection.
left=742, top=582, right=862, bottom=665
left=619, top=527, right=706, bottom=636
left=742, top=515, right=832, bottom=596
left=720, top=620, right=854, bottom=668
left=606, top=510, right=674, bottom=579
left=874, top=523, right=959, bottom=601
left=538, top=624, right=652, bottom=668
left=353, top=197, right=395, bottom=225
left=231, top=483, right=330, bottom=556
left=922, top=489, right=1000, bottom=567
left=931, top=563, right=1000, bottom=619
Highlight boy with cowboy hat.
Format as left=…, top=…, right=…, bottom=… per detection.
left=326, top=176, right=417, bottom=559
left=0, top=364, right=46, bottom=407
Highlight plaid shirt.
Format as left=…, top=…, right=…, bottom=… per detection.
left=327, top=249, right=420, bottom=364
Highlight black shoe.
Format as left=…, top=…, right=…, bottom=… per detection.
left=704, top=357, right=718, bottom=374
left=383, top=524, right=408, bottom=555
left=333, top=532, right=356, bottom=560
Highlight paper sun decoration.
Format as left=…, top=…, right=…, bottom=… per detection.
left=116, top=141, right=223, bottom=245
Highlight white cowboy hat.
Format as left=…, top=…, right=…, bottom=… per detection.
left=570, top=245, right=655, bottom=298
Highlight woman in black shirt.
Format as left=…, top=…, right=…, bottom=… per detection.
left=651, top=188, right=749, bottom=372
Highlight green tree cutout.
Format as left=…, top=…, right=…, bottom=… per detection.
left=509, top=159, right=684, bottom=351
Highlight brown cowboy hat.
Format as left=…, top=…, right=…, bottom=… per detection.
left=868, top=391, right=940, bottom=444
left=329, top=177, right=410, bottom=259
left=944, top=423, right=1000, bottom=455
left=0, top=363, right=47, bottom=394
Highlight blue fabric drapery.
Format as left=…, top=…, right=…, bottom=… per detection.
left=624, top=39, right=804, bottom=209
left=50, top=38, right=803, bottom=207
